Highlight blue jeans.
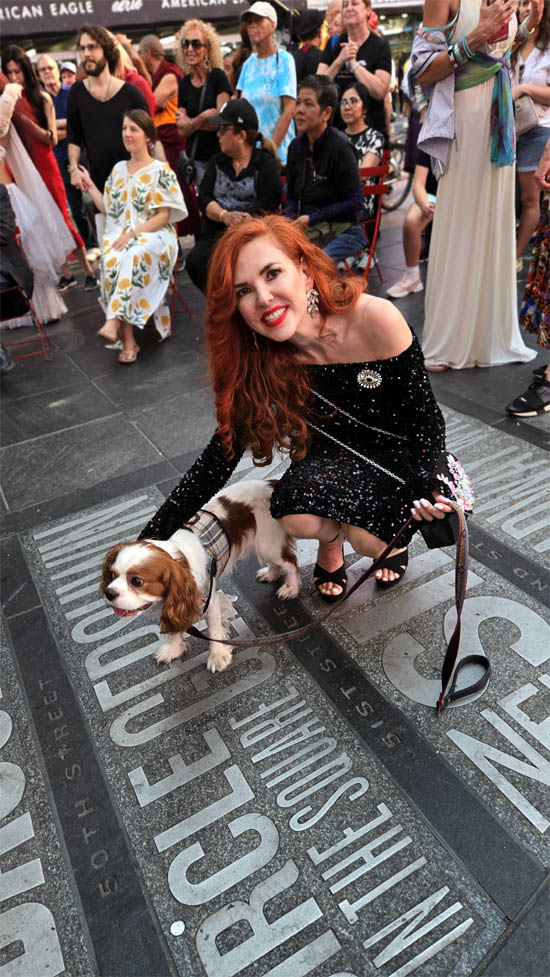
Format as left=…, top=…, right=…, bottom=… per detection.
left=324, top=225, right=368, bottom=261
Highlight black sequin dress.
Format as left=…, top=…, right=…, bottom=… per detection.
left=140, top=335, right=445, bottom=546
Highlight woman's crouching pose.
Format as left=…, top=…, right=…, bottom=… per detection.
left=139, top=214, right=453, bottom=598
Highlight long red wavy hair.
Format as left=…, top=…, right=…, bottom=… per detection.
left=205, top=215, right=364, bottom=465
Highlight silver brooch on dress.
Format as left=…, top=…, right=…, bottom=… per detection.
left=357, top=367, right=382, bottom=389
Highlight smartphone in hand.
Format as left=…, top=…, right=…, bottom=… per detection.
left=487, top=0, right=510, bottom=43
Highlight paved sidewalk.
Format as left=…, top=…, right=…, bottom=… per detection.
left=1, top=208, right=549, bottom=977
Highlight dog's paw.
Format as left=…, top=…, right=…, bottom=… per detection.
left=257, top=564, right=282, bottom=583
left=207, top=644, right=233, bottom=673
left=276, top=578, right=301, bottom=600
left=154, top=638, right=186, bottom=664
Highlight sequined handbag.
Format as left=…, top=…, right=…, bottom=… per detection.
left=419, top=450, right=474, bottom=548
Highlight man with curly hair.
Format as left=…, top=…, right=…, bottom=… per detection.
left=67, top=23, right=149, bottom=193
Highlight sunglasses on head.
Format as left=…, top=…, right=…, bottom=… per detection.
left=182, top=38, right=205, bottom=49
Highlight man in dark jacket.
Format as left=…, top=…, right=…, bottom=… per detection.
left=285, top=75, right=367, bottom=261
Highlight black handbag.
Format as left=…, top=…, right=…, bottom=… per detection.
left=178, top=152, right=197, bottom=187
left=419, top=450, right=474, bottom=549
left=178, top=75, right=209, bottom=187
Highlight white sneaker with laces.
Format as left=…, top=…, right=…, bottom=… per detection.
left=387, top=272, right=424, bottom=299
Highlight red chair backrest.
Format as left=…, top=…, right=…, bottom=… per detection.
left=359, top=162, right=390, bottom=199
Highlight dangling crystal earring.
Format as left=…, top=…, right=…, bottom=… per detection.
left=252, top=332, right=259, bottom=350
left=306, top=287, right=320, bottom=318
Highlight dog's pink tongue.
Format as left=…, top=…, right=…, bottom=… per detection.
left=113, top=607, right=136, bottom=618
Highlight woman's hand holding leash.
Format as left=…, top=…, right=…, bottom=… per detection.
left=410, top=492, right=453, bottom=522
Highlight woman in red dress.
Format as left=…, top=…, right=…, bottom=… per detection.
left=2, top=45, right=96, bottom=288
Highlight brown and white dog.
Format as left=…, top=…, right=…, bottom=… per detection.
left=100, top=480, right=300, bottom=673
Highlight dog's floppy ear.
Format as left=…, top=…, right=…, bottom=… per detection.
left=100, top=543, right=125, bottom=594
left=160, top=558, right=202, bottom=634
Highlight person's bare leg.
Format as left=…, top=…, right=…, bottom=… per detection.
left=516, top=170, right=541, bottom=262
left=279, top=514, right=344, bottom=597
left=118, top=319, right=139, bottom=363
left=403, top=203, right=431, bottom=267
left=344, top=524, right=407, bottom=583
left=98, top=317, right=121, bottom=341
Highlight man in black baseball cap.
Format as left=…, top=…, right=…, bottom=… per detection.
left=206, top=98, right=259, bottom=131
left=292, top=9, right=325, bottom=83
left=184, top=97, right=282, bottom=293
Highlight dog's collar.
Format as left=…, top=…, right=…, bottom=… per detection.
left=183, top=509, right=231, bottom=613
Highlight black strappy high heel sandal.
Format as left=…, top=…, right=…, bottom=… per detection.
left=374, top=548, right=409, bottom=588
left=313, top=533, right=347, bottom=604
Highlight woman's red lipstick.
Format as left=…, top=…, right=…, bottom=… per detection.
left=261, top=306, right=288, bottom=327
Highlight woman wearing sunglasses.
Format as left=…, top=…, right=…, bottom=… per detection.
left=175, top=20, right=232, bottom=189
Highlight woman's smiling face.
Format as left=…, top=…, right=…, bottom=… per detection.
left=233, top=235, right=311, bottom=342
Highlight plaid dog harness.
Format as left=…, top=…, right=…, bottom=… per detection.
left=183, top=509, right=232, bottom=612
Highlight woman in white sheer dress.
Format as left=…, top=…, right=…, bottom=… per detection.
left=416, top=0, right=539, bottom=370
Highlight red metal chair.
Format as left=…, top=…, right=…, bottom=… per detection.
left=1, top=282, right=53, bottom=362
left=343, top=160, right=390, bottom=284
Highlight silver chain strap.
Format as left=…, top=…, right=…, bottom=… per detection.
left=313, top=390, right=408, bottom=441
left=308, top=422, right=405, bottom=484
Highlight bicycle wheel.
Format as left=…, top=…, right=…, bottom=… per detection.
left=382, top=142, right=414, bottom=212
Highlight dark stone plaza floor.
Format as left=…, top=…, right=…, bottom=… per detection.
left=1, top=207, right=549, bottom=977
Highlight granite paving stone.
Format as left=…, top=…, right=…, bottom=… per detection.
left=0, top=417, right=163, bottom=511
left=128, top=384, right=216, bottom=458
left=0, top=380, right=118, bottom=447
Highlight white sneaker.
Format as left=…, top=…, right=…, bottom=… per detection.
left=387, top=272, right=424, bottom=298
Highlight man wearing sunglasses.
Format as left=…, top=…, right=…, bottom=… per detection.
left=139, top=35, right=184, bottom=173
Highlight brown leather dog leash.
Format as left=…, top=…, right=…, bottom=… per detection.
left=186, top=501, right=490, bottom=714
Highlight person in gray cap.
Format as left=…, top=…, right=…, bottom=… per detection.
left=292, top=9, right=325, bottom=83
left=185, top=98, right=282, bottom=293
left=237, top=1, right=296, bottom=164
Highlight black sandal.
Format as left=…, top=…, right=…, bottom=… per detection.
left=313, top=553, right=348, bottom=604
left=374, top=548, right=409, bottom=588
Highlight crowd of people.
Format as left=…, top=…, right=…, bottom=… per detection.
left=0, top=0, right=548, bottom=419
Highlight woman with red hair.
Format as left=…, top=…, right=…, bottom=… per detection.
left=140, top=215, right=451, bottom=595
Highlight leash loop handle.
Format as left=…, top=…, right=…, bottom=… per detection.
left=436, top=501, right=490, bottom=715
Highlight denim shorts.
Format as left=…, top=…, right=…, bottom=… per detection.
left=516, top=125, right=550, bottom=172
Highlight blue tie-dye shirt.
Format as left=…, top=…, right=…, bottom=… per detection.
left=238, top=50, right=297, bottom=164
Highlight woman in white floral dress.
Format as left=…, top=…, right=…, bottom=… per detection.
left=79, top=110, right=187, bottom=362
